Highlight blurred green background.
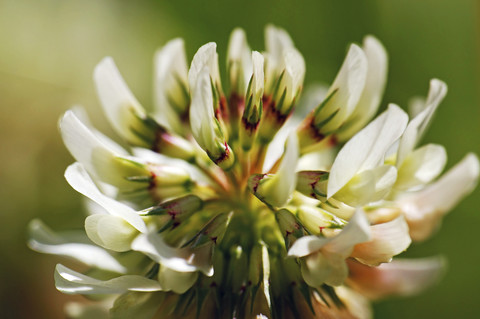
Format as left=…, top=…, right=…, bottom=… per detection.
left=0, top=0, right=479, bottom=318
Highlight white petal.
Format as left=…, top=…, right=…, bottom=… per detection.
left=94, top=57, right=146, bottom=145
left=351, top=216, right=411, bottom=266
left=337, top=36, right=388, bottom=140
left=395, top=144, right=447, bottom=190
left=396, top=79, right=447, bottom=166
left=28, top=219, right=127, bottom=273
left=326, top=209, right=372, bottom=256
left=371, top=164, right=398, bottom=201
left=85, top=214, right=139, bottom=252
left=251, top=51, right=265, bottom=104
left=347, top=257, right=445, bottom=299
left=227, top=28, right=252, bottom=94
left=65, top=163, right=146, bottom=233
left=315, top=44, right=368, bottom=133
left=188, top=43, right=221, bottom=94
left=131, top=232, right=205, bottom=274
left=288, top=236, right=328, bottom=258
left=283, top=48, right=306, bottom=104
left=153, top=38, right=189, bottom=133
left=328, top=104, right=408, bottom=198
left=334, top=169, right=375, bottom=207
left=55, top=264, right=162, bottom=295
left=189, top=67, right=216, bottom=151
left=257, top=133, right=299, bottom=207
left=60, top=111, right=143, bottom=188
left=401, top=153, right=479, bottom=241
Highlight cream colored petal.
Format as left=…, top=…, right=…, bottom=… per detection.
left=28, top=219, right=127, bottom=273
left=314, top=44, right=368, bottom=133
left=351, top=216, right=411, bottom=266
left=401, top=153, right=479, bottom=241
left=370, top=164, right=398, bottom=202
left=85, top=214, right=139, bottom=252
left=94, top=57, right=146, bottom=145
left=328, top=104, right=408, bottom=198
left=65, top=163, right=147, bottom=233
left=347, top=257, right=445, bottom=299
left=395, top=143, right=447, bottom=190
left=256, top=133, right=299, bottom=207
left=188, top=42, right=221, bottom=94
left=337, top=36, right=388, bottom=141
left=153, top=38, right=189, bottom=133
left=396, top=79, right=447, bottom=166
left=189, top=66, right=217, bottom=151
left=131, top=232, right=209, bottom=274
left=326, top=209, right=372, bottom=256
left=55, top=264, right=162, bottom=295
left=288, top=235, right=329, bottom=258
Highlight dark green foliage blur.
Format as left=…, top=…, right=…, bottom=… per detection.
left=0, top=0, right=478, bottom=318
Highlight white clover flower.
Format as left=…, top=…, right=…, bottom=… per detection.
left=30, top=26, right=479, bottom=319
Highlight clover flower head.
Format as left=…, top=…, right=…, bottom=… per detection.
left=29, top=26, right=479, bottom=319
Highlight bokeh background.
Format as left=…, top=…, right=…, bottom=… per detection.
left=1, top=0, right=479, bottom=318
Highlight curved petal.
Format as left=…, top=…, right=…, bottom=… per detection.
left=328, top=104, right=408, bottom=198
left=28, top=219, right=127, bottom=273
left=314, top=44, right=368, bottom=133
left=153, top=38, right=189, bottom=133
left=347, top=257, right=445, bottom=299
left=351, top=216, right=411, bottom=266
left=94, top=57, right=147, bottom=145
left=131, top=232, right=211, bottom=274
left=337, top=36, right=388, bottom=141
left=188, top=42, right=221, bottom=94
left=288, top=236, right=328, bottom=258
left=65, top=163, right=147, bottom=233
left=400, top=153, right=479, bottom=241
left=396, top=79, right=447, bottom=166
left=395, top=143, right=447, bottom=190
left=256, top=133, right=299, bottom=207
left=85, top=214, right=139, bottom=252
left=55, top=264, right=162, bottom=295
left=110, top=292, right=164, bottom=319
left=157, top=265, right=199, bottom=294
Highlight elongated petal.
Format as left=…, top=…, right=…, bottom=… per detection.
left=94, top=57, right=147, bottom=145
left=328, top=104, right=408, bottom=198
left=326, top=209, right=372, bottom=256
left=188, top=42, right=221, bottom=93
left=28, top=219, right=127, bottom=273
left=251, top=51, right=265, bottom=105
left=396, top=79, right=447, bottom=166
left=255, top=134, right=299, bottom=207
left=85, top=214, right=139, bottom=252
left=189, top=67, right=217, bottom=151
left=283, top=48, right=306, bottom=105
left=288, top=236, right=329, bottom=258
left=153, top=38, right=189, bottom=133
left=351, top=216, right=411, bottom=266
left=131, top=232, right=212, bottom=274
left=400, top=153, right=479, bottom=241
left=227, top=28, right=252, bottom=95
left=370, top=164, right=398, bottom=202
left=65, top=163, right=146, bottom=233
left=347, top=257, right=445, bottom=299
left=395, top=143, right=447, bottom=190
left=337, top=36, right=388, bottom=141
left=314, top=44, right=368, bottom=133
left=55, top=264, right=162, bottom=295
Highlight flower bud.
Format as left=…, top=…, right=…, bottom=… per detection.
left=296, top=205, right=345, bottom=236
left=145, top=195, right=203, bottom=223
